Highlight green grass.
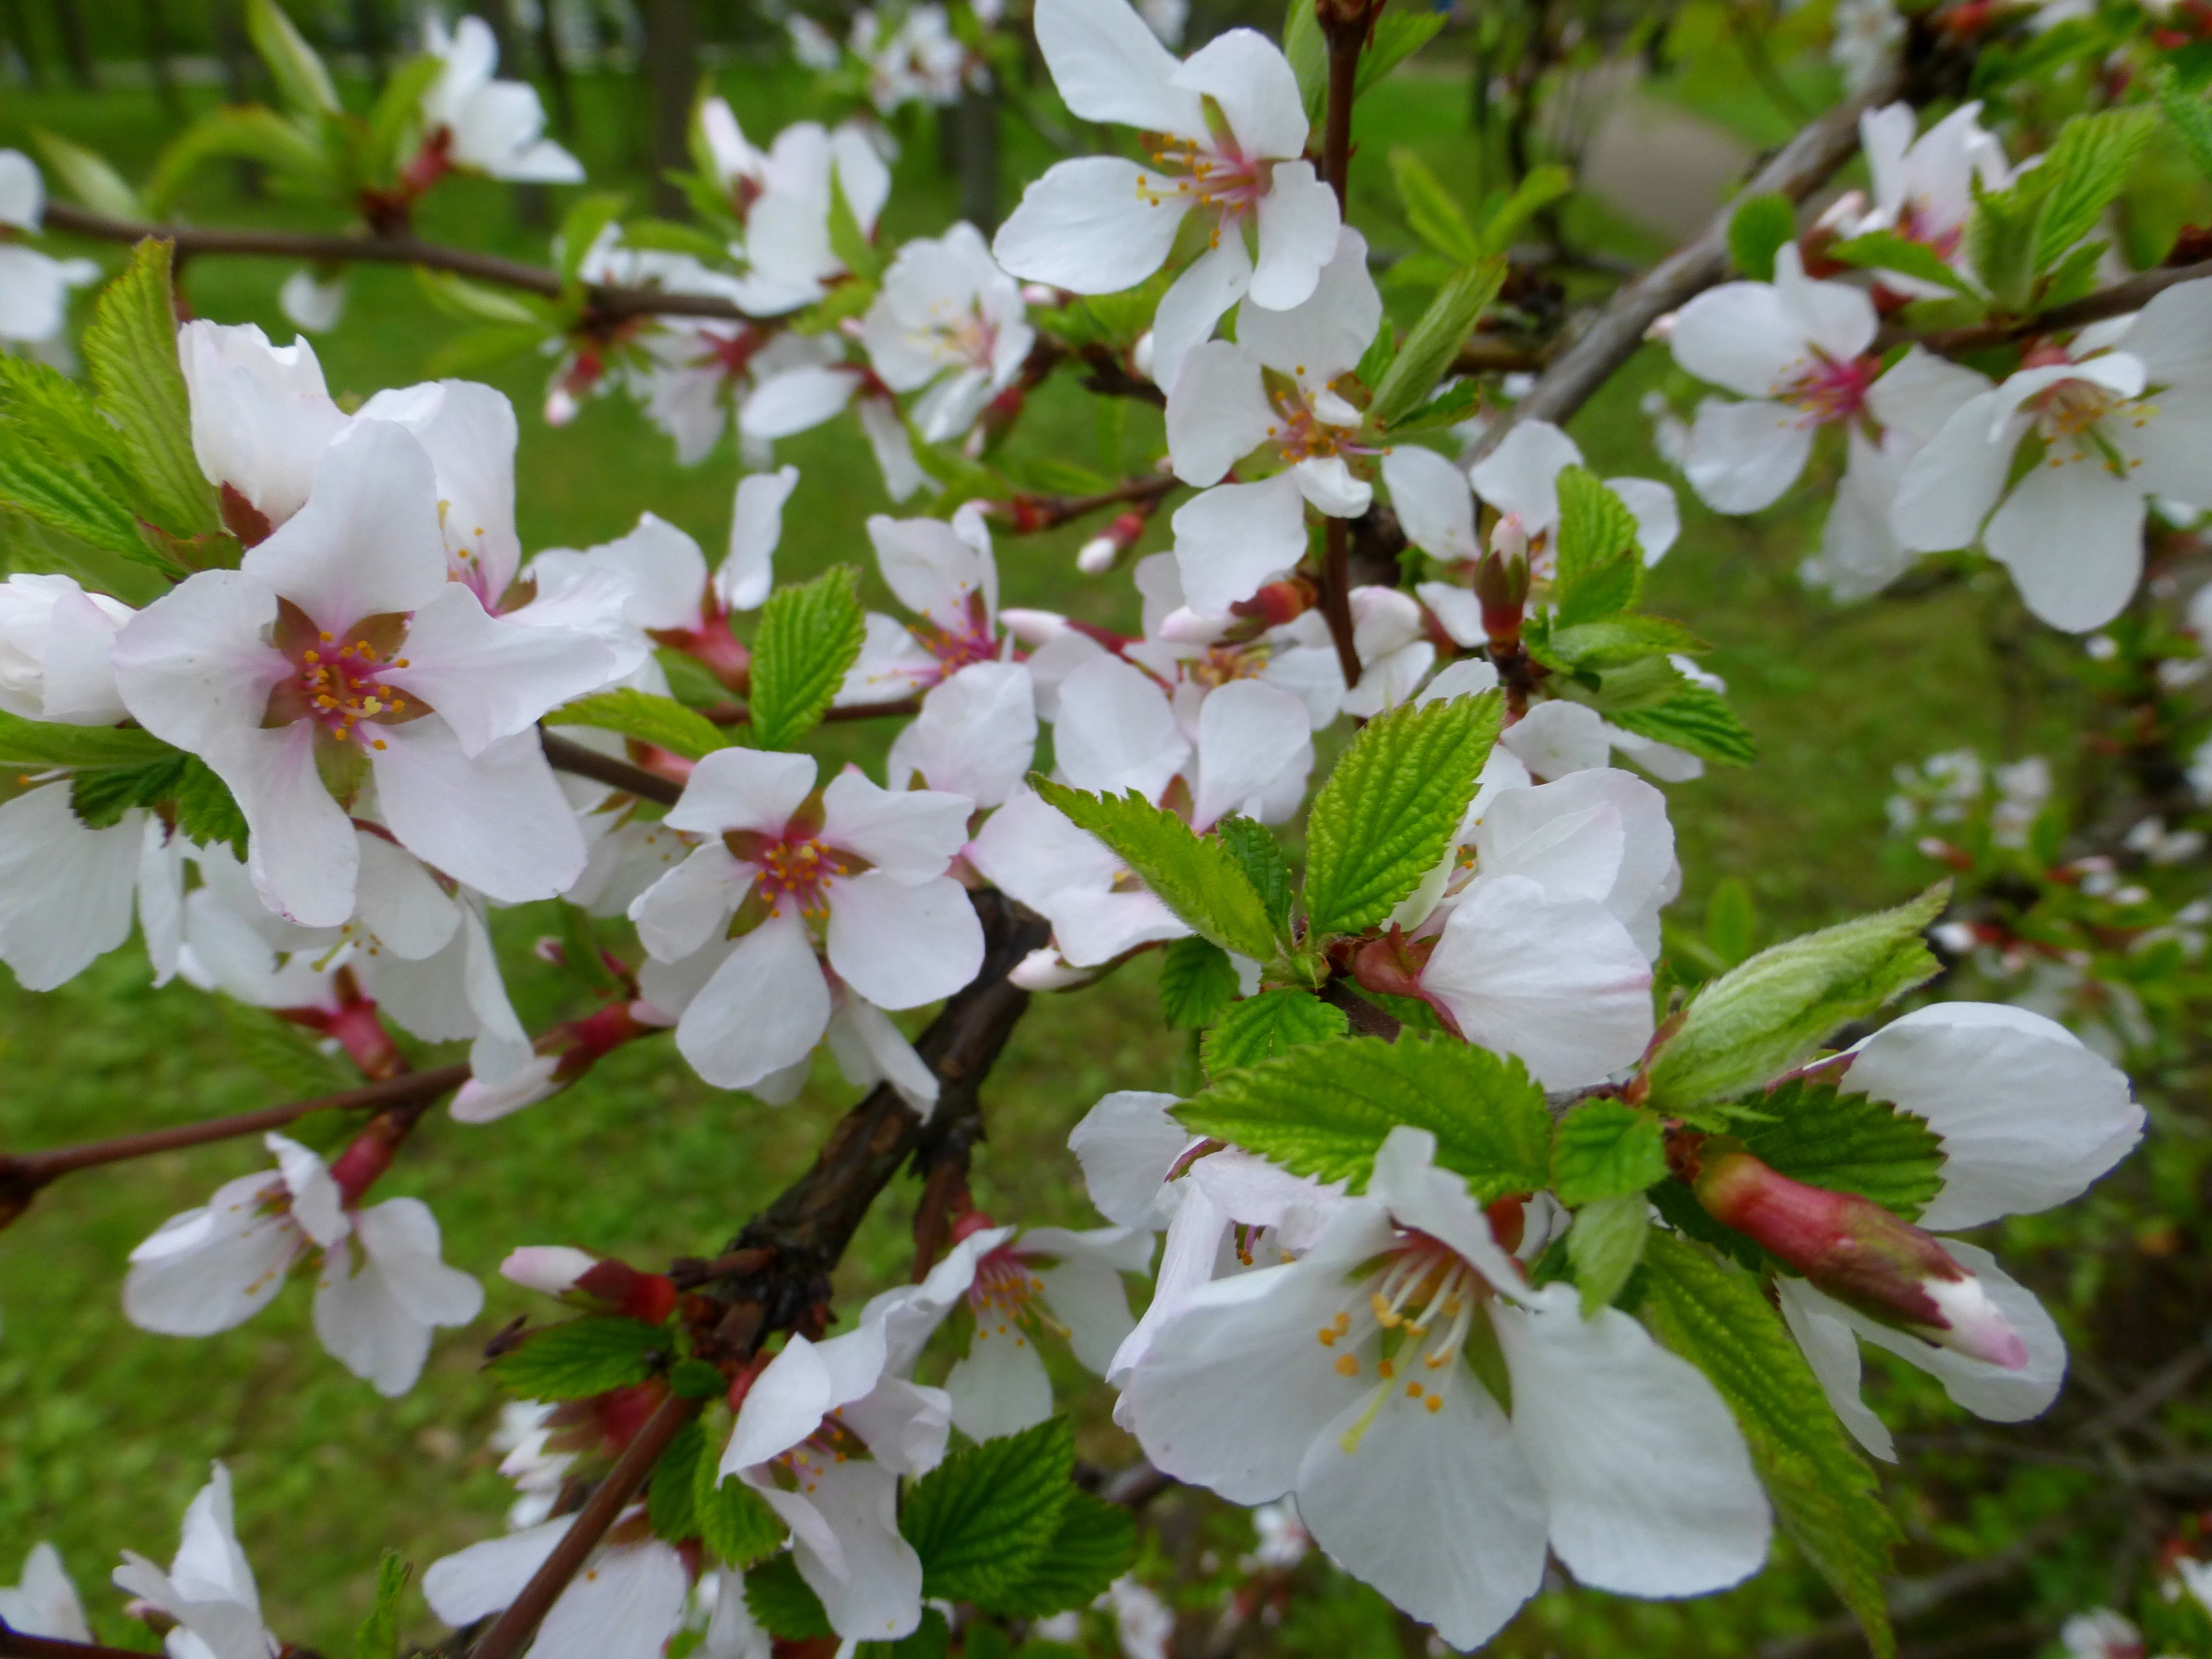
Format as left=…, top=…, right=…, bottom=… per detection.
left=0, top=55, right=2111, bottom=1658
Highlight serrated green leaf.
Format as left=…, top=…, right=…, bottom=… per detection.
left=989, top=1494, right=1136, bottom=1618
left=1640, top=1234, right=1899, bottom=1658
left=1643, top=887, right=1948, bottom=1112
left=551, top=687, right=734, bottom=761
left=857, top=1608, right=952, bottom=1659
left=1176, top=1034, right=1551, bottom=1196
left=1566, top=1191, right=1649, bottom=1316
left=1214, top=814, right=1292, bottom=938
left=1033, top=781, right=1276, bottom=960
left=2029, top=108, right=2157, bottom=271
left=1727, top=192, right=1796, bottom=281
left=71, top=750, right=189, bottom=830
left=0, top=435, right=148, bottom=558
left=172, top=754, right=250, bottom=855
left=1390, top=148, right=1483, bottom=265
left=31, top=128, right=144, bottom=219
left=1160, top=936, right=1240, bottom=1030
left=1370, top=259, right=1507, bottom=428
left=902, top=1418, right=1074, bottom=1611
left=1552, top=1098, right=1668, bottom=1206
left=1386, top=379, right=1484, bottom=436
left=649, top=1416, right=707, bottom=1542
left=1741, top=1078, right=1941, bottom=1220
left=1539, top=616, right=1708, bottom=671
left=746, top=1554, right=833, bottom=1638
left=557, top=192, right=631, bottom=285
left=2157, top=66, right=2212, bottom=184
left=749, top=566, right=867, bottom=751
left=0, top=709, right=174, bottom=769
left=1606, top=684, right=1756, bottom=766
left=1479, top=164, right=1573, bottom=256
left=218, top=1001, right=359, bottom=1097
left=1553, top=468, right=1641, bottom=625
left=1827, top=230, right=1975, bottom=297
left=245, top=0, right=340, bottom=115
left=351, top=1552, right=409, bottom=1659
left=84, top=240, right=218, bottom=538
left=492, top=1316, right=668, bottom=1400
left=1201, top=989, right=1347, bottom=1077
left=1301, top=692, right=1502, bottom=938
left=696, top=1456, right=787, bottom=1568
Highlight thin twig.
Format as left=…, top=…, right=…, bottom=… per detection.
left=0, top=1622, right=160, bottom=1659
left=989, top=472, right=1180, bottom=534
left=539, top=731, right=685, bottom=806
left=1895, top=256, right=2212, bottom=357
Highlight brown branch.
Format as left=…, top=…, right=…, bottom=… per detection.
left=1474, top=54, right=1913, bottom=458
left=1895, top=256, right=2212, bottom=358
left=701, top=697, right=926, bottom=727
left=0, top=1063, right=470, bottom=1228
left=0, top=1623, right=159, bottom=1659
left=539, top=731, right=685, bottom=806
left=990, top=472, right=1180, bottom=535
left=1317, top=517, right=1363, bottom=689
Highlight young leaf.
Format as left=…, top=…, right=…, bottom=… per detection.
left=1033, top=781, right=1277, bottom=961
left=84, top=239, right=220, bottom=538
left=491, top=1316, right=668, bottom=1400
left=351, top=1552, right=410, bottom=1659
left=1552, top=469, right=1642, bottom=625
left=1827, top=231, right=1975, bottom=297
left=1741, top=1079, right=1942, bottom=1220
left=1355, top=11, right=1446, bottom=98
left=1385, top=379, right=1484, bottom=436
left=1390, top=148, right=1484, bottom=265
left=1565, top=1192, right=1649, bottom=1316
left=1301, top=692, right=1502, bottom=938
left=901, top=1418, right=1075, bottom=1611
left=1479, top=164, right=1574, bottom=256
left=1369, top=259, right=1507, bottom=428
left=1640, top=1234, right=1900, bottom=1658
left=1727, top=192, right=1797, bottom=281
left=30, top=128, right=145, bottom=219
left=1539, top=616, right=1708, bottom=671
left=695, top=1457, right=787, bottom=1568
left=1282, top=0, right=1327, bottom=126
left=1176, top=1034, right=1551, bottom=1197
left=2156, top=66, right=2212, bottom=185
left=1606, top=684, right=1756, bottom=766
left=746, top=1555, right=834, bottom=1639
left=1642, top=887, right=1948, bottom=1113
left=550, top=687, right=734, bottom=761
left=0, top=434, right=150, bottom=559
left=1214, top=814, right=1292, bottom=938
left=989, top=1494, right=1137, bottom=1618
left=1706, top=877, right=1756, bottom=966
left=1159, top=937, right=1240, bottom=1031
left=556, top=192, right=631, bottom=286
left=72, top=751, right=192, bottom=831
left=245, top=0, right=340, bottom=117
left=749, top=565, right=867, bottom=751
left=1551, top=1098, right=1668, bottom=1206
left=1201, top=989, right=1348, bottom=1077
left=0, top=710, right=175, bottom=769
left=171, top=755, right=251, bottom=856
left=2028, top=108, right=2157, bottom=272
left=648, top=1416, right=707, bottom=1542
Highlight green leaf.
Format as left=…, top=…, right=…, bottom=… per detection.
left=1566, top=1192, right=1649, bottom=1316
left=172, top=754, right=251, bottom=855
left=71, top=751, right=189, bottom=831
left=147, top=107, right=337, bottom=209
left=746, top=1555, right=833, bottom=1639
left=0, top=433, right=149, bottom=558
left=1552, top=469, right=1642, bottom=625
left=351, top=1552, right=409, bottom=1659
left=1301, top=692, right=1502, bottom=938
left=696, top=1457, right=787, bottom=1568
left=557, top=192, right=631, bottom=285
left=1159, top=937, right=1240, bottom=1031
left=1355, top=11, right=1445, bottom=97
left=649, top=1416, right=707, bottom=1542
left=2028, top=108, right=2157, bottom=271
left=0, top=355, right=133, bottom=473
left=1033, top=781, right=1276, bottom=961
left=1176, top=1034, right=1551, bottom=1197
left=245, top=0, right=340, bottom=116
left=623, top=217, right=741, bottom=264
left=990, top=1494, right=1137, bottom=1618
left=83, top=240, right=219, bottom=537
left=550, top=687, right=734, bottom=761
left=1385, top=379, right=1484, bottom=436
left=366, top=53, right=445, bottom=175
left=1539, top=616, right=1708, bottom=671
left=1214, top=815, right=1292, bottom=938
left=492, top=1316, right=668, bottom=1400
left=1282, top=0, right=1326, bottom=126
left=1727, top=192, right=1796, bottom=281
left=1827, top=231, right=1975, bottom=297
left=827, top=166, right=884, bottom=282
left=1201, top=989, right=1347, bottom=1077
left=217, top=1002, right=359, bottom=1097
left=1640, top=1234, right=1899, bottom=1658
left=1355, top=311, right=1398, bottom=395
left=1390, top=148, right=1484, bottom=265
left=1706, top=877, right=1756, bottom=966
left=749, top=565, right=867, bottom=751
left=1642, top=887, right=1948, bottom=1114
left=857, top=1608, right=952, bottom=1659
left=414, top=268, right=548, bottom=326
left=425, top=324, right=550, bottom=379
left=1370, top=259, right=1506, bottom=427
left=1478, top=164, right=1574, bottom=256
left=1605, top=684, right=1756, bottom=766
left=1551, top=1098, right=1668, bottom=1206
left=1741, top=1078, right=1942, bottom=1220
left=2156, top=66, right=2212, bottom=184
left=0, top=709, right=173, bottom=769
left=31, top=128, right=144, bottom=219
left=668, top=1356, right=725, bottom=1398
left=1965, top=176, right=2045, bottom=315
left=902, top=1418, right=1074, bottom=1611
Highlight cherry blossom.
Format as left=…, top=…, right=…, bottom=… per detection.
left=1846, top=102, right=2015, bottom=294
left=0, top=150, right=98, bottom=350
left=0, top=783, right=183, bottom=991
left=417, top=15, right=585, bottom=182
left=637, top=324, right=840, bottom=467
left=111, top=1463, right=279, bottom=1659
left=0, top=1543, right=89, bottom=1644
left=277, top=268, right=347, bottom=333
left=862, top=224, right=1035, bottom=444
left=992, top=0, right=1340, bottom=386
left=724, top=120, right=891, bottom=317
left=424, top=1509, right=690, bottom=1659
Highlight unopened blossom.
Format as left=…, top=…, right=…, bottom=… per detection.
left=1669, top=244, right=1881, bottom=513
left=1126, top=1126, right=1770, bottom=1648
left=992, top=0, right=1339, bottom=386
left=863, top=224, right=1035, bottom=443
left=1166, top=229, right=1381, bottom=616
left=0, top=784, right=183, bottom=992
left=0, top=1543, right=89, bottom=1643
left=1848, top=102, right=2014, bottom=294
left=112, top=1463, right=279, bottom=1659
left=418, top=15, right=584, bottom=182
left=0, top=575, right=131, bottom=725
left=123, top=1131, right=482, bottom=1396
left=0, top=150, right=98, bottom=349
left=278, top=267, right=347, bottom=333
left=425, top=1509, right=690, bottom=1659
left=1892, top=279, right=2212, bottom=631
left=177, top=322, right=354, bottom=529
left=626, top=747, right=980, bottom=1092
left=111, top=421, right=616, bottom=926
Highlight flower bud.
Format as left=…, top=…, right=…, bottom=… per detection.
left=0, top=573, right=133, bottom=725
left=1692, top=1144, right=2028, bottom=1369
left=998, top=607, right=1070, bottom=646
left=501, top=1246, right=679, bottom=1324
left=1010, top=947, right=1094, bottom=991
left=1473, top=517, right=1530, bottom=645
left=1076, top=508, right=1150, bottom=575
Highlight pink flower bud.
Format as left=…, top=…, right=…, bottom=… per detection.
left=501, top=1246, right=679, bottom=1323
left=1076, top=534, right=1118, bottom=574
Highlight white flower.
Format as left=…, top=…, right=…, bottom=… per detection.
left=860, top=4, right=972, bottom=113
left=177, top=321, right=355, bottom=530
left=420, top=14, right=585, bottom=182
left=1829, top=0, right=1904, bottom=92
left=0, top=783, right=184, bottom=991
left=122, top=1131, right=482, bottom=1396
left=111, top=1463, right=279, bottom=1659
left=0, top=572, right=133, bottom=724
left=1670, top=244, right=1880, bottom=513
left=111, top=420, right=615, bottom=926
left=862, top=224, right=1035, bottom=443
left=424, top=1511, right=690, bottom=1659
left=1165, top=229, right=1380, bottom=615
left=625, top=748, right=980, bottom=1092
left=489, top=1400, right=576, bottom=1529
left=1850, top=102, right=2014, bottom=294
left=2061, top=1609, right=2148, bottom=1659
left=0, top=149, right=98, bottom=348
left=1106, top=1575, right=1174, bottom=1659
left=0, top=1543, right=89, bottom=1643
left=1123, top=1126, right=1770, bottom=1649
left=726, top=121, right=891, bottom=317
left=638, top=325, right=840, bottom=467
left=278, top=268, right=347, bottom=333
left=1892, top=279, right=2212, bottom=631
left=992, top=0, right=1340, bottom=386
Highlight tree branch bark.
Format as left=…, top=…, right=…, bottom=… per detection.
left=539, top=731, right=685, bottom=806
left=1893, top=255, right=2212, bottom=357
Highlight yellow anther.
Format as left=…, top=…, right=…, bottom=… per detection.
left=1334, top=1353, right=1359, bottom=1376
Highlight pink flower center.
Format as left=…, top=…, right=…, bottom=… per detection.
left=754, top=835, right=849, bottom=917
left=265, top=602, right=425, bottom=751
left=965, top=1242, right=1064, bottom=1346
left=909, top=592, right=998, bottom=680
left=1781, top=352, right=1877, bottom=426
left=1136, top=138, right=1268, bottom=222
left=1315, top=1233, right=1491, bottom=1431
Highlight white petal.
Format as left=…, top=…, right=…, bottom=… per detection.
left=369, top=722, right=586, bottom=903
left=356, top=1196, right=482, bottom=1326
left=243, top=420, right=449, bottom=627
left=111, top=568, right=288, bottom=756
left=1497, top=699, right=1609, bottom=780
left=866, top=510, right=998, bottom=632
left=1173, top=28, right=1308, bottom=159
left=948, top=1322, right=1055, bottom=1439
left=1191, top=678, right=1310, bottom=830
left=1671, top=278, right=1815, bottom=399
left=784, top=1462, right=925, bottom=1642
left=313, top=1234, right=437, bottom=1396
left=354, top=832, right=461, bottom=959
left=821, top=768, right=974, bottom=878
left=1775, top=1276, right=1896, bottom=1462
left=717, top=466, right=802, bottom=611
left=725, top=1333, right=834, bottom=1473
left=269, top=1131, right=347, bottom=1245
left=207, top=721, right=361, bottom=929
left=1470, top=420, right=1582, bottom=533
left=1237, top=227, right=1378, bottom=382
left=423, top=1518, right=572, bottom=1625
left=0, top=786, right=143, bottom=990
left=899, top=660, right=1036, bottom=807
left=1864, top=346, right=1992, bottom=444
left=1984, top=460, right=2144, bottom=632
left=965, top=784, right=1121, bottom=911
left=0, top=1541, right=90, bottom=1642
left=1172, top=473, right=1309, bottom=616
left=1891, top=390, right=2030, bottom=552
left=383, top=586, right=615, bottom=757
left=1068, top=1089, right=1189, bottom=1228
left=1248, top=161, right=1342, bottom=312
left=1368, top=1128, right=1531, bottom=1300
left=1608, top=475, right=1680, bottom=564
left=1051, top=653, right=1190, bottom=799
left=529, top=1539, right=690, bottom=1659
left=629, top=843, right=750, bottom=962
left=1684, top=398, right=1816, bottom=514
left=737, top=365, right=860, bottom=438
left=2116, top=273, right=2212, bottom=386
left=825, top=872, right=984, bottom=1008
left=122, top=1173, right=302, bottom=1335
left=176, top=321, right=349, bottom=525
left=1382, top=445, right=1477, bottom=561
left=666, top=746, right=818, bottom=835
left=1166, top=340, right=1274, bottom=487
left=1032, top=1248, right=1142, bottom=1372
left=1151, top=238, right=1253, bottom=395
left=1032, top=0, right=1203, bottom=134
left=991, top=157, right=1191, bottom=294
left=357, top=379, right=523, bottom=597
left=675, top=911, right=832, bottom=1089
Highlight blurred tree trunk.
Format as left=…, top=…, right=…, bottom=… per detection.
left=142, top=0, right=182, bottom=118
left=533, top=0, right=577, bottom=138
left=5, top=0, right=43, bottom=87
left=955, top=81, right=999, bottom=234
left=640, top=0, right=696, bottom=218
left=351, top=0, right=388, bottom=88
left=475, top=1, right=552, bottom=228
left=51, top=0, right=92, bottom=86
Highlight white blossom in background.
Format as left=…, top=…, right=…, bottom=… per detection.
left=277, top=268, right=347, bottom=333
left=1827, top=0, right=1904, bottom=92
left=425, top=1510, right=690, bottom=1659
left=112, top=1463, right=279, bottom=1659
left=993, top=0, right=1339, bottom=387
left=0, top=149, right=99, bottom=352
left=862, top=224, right=1034, bottom=444
left=2059, top=1608, right=2153, bottom=1659
left=0, top=783, right=183, bottom=992
left=418, top=14, right=585, bottom=182
left=0, top=571, right=134, bottom=724
left=0, top=1543, right=90, bottom=1643
left=1846, top=102, right=2015, bottom=294
left=857, top=4, right=973, bottom=113
left=725, top=120, right=891, bottom=316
